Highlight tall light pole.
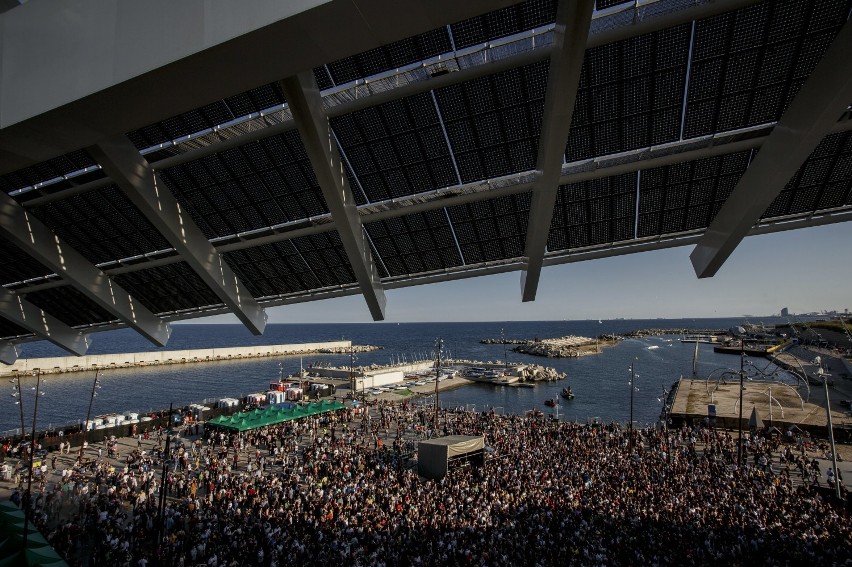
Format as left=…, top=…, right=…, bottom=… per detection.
left=815, top=358, right=841, bottom=499
left=738, top=342, right=745, bottom=467
left=501, top=328, right=508, bottom=371
left=11, top=371, right=25, bottom=446
left=22, top=368, right=43, bottom=550
left=434, top=338, right=443, bottom=431
left=628, top=358, right=637, bottom=448
left=349, top=346, right=357, bottom=400
left=79, top=368, right=101, bottom=463
left=157, top=401, right=174, bottom=546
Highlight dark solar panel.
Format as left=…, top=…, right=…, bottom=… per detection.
left=332, top=93, right=459, bottom=201
left=290, top=232, right=356, bottom=288
left=436, top=61, right=548, bottom=183
left=160, top=131, right=328, bottom=240
left=451, top=0, right=557, bottom=50
left=763, top=132, right=852, bottom=218
left=327, top=28, right=451, bottom=86
left=684, top=0, right=851, bottom=138
left=548, top=173, right=636, bottom=251
left=1, top=149, right=98, bottom=194
left=595, top=0, right=630, bottom=9
left=224, top=240, right=322, bottom=298
left=0, top=237, right=55, bottom=286
left=126, top=83, right=286, bottom=150
left=365, top=210, right=464, bottom=277
left=25, top=286, right=117, bottom=327
left=446, top=193, right=531, bottom=263
left=112, top=262, right=223, bottom=315
left=29, top=185, right=173, bottom=265
left=0, top=319, right=31, bottom=341
left=637, top=150, right=752, bottom=237
left=314, top=67, right=335, bottom=91
left=567, top=24, right=690, bottom=162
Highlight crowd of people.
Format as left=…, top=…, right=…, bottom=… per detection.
left=7, top=401, right=851, bottom=566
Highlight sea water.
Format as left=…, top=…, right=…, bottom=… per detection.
left=4, top=317, right=795, bottom=433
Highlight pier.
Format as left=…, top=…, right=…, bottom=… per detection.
left=513, top=336, right=613, bottom=358
left=667, top=376, right=852, bottom=438
left=0, top=341, right=381, bottom=377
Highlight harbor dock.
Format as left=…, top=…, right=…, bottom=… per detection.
left=667, top=371, right=852, bottom=439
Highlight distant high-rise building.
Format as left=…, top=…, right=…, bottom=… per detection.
left=781, top=307, right=789, bottom=317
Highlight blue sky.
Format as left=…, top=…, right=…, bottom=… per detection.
left=193, top=222, right=852, bottom=323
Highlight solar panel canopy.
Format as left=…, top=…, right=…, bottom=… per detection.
left=0, top=0, right=850, bottom=356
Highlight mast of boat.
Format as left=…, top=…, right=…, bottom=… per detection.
left=501, top=328, right=508, bottom=372
left=692, top=339, right=699, bottom=377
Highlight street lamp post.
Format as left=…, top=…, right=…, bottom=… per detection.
left=11, top=371, right=25, bottom=447
left=814, top=359, right=841, bottom=500
left=21, top=368, right=43, bottom=550
left=79, top=367, right=100, bottom=463
left=157, top=402, right=174, bottom=546
left=738, top=343, right=745, bottom=467
left=501, top=328, right=508, bottom=372
left=628, top=359, right=637, bottom=448
left=434, top=338, right=443, bottom=431
left=349, top=346, right=358, bottom=401
left=657, top=386, right=670, bottom=430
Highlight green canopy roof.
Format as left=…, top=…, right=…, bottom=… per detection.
left=0, top=505, right=69, bottom=567
left=207, top=400, right=346, bottom=432
left=0, top=547, right=69, bottom=567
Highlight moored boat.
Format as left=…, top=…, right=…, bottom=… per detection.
left=544, top=398, right=558, bottom=407
left=560, top=387, right=574, bottom=400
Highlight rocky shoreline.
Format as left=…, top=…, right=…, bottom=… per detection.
left=480, top=334, right=618, bottom=359
left=517, top=363, right=566, bottom=381
left=626, top=328, right=726, bottom=337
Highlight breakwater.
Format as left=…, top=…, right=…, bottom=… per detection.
left=627, top=328, right=727, bottom=337
left=509, top=336, right=611, bottom=358
left=0, top=341, right=381, bottom=377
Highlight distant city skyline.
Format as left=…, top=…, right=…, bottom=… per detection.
left=186, top=222, right=852, bottom=324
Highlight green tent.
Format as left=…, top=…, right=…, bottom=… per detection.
left=207, top=400, right=346, bottom=432
left=0, top=534, right=50, bottom=559
left=0, top=547, right=69, bottom=567
left=0, top=505, right=69, bottom=567
left=0, top=508, right=26, bottom=524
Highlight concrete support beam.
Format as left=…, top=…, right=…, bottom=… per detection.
left=9, top=116, right=852, bottom=293
left=82, top=204, right=851, bottom=325
left=521, top=0, right=593, bottom=302
left=0, top=191, right=171, bottom=346
left=691, top=20, right=852, bottom=278
left=280, top=72, right=387, bottom=320
left=0, top=0, right=517, bottom=175
left=0, top=286, right=89, bottom=356
left=88, top=136, right=267, bottom=335
left=1, top=0, right=758, bottom=179
left=0, top=342, right=18, bottom=365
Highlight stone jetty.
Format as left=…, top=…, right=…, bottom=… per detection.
left=627, top=328, right=727, bottom=337
left=449, top=359, right=566, bottom=382
left=1, top=341, right=382, bottom=377
left=518, top=364, right=566, bottom=382
left=508, top=336, right=611, bottom=359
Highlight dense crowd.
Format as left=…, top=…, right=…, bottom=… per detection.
left=8, top=402, right=851, bottom=566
